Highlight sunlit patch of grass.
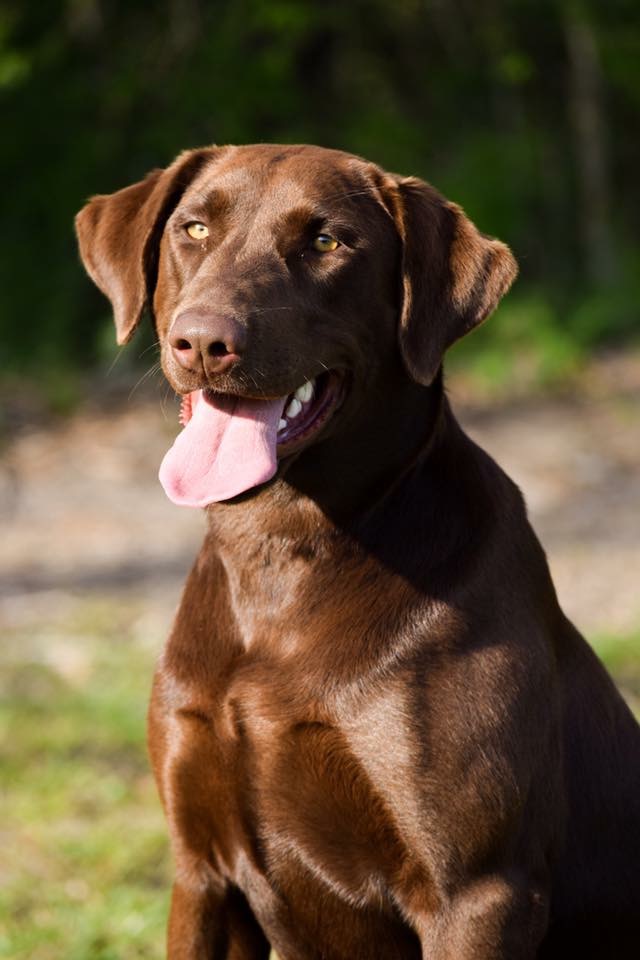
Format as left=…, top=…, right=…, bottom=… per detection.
left=0, top=596, right=171, bottom=959
left=592, top=628, right=640, bottom=670
left=591, top=628, right=640, bottom=713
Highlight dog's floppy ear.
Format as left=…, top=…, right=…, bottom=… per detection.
left=389, top=176, right=518, bottom=385
left=75, top=148, right=215, bottom=344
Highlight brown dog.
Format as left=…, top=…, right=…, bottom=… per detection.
left=76, top=145, right=640, bottom=959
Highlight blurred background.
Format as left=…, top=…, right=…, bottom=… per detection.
left=1, top=1, right=638, bottom=957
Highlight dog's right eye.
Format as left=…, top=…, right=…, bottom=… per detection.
left=311, top=234, right=339, bottom=253
left=185, top=222, right=209, bottom=240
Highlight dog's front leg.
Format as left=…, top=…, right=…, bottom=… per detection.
left=168, top=875, right=270, bottom=960
left=409, top=873, right=549, bottom=960
left=148, top=659, right=271, bottom=958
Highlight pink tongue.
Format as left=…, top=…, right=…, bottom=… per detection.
left=159, top=390, right=286, bottom=506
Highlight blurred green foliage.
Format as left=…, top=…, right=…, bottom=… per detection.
left=1, top=0, right=639, bottom=377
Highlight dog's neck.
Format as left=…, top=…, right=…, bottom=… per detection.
left=200, top=365, right=512, bottom=666
left=201, top=369, right=488, bottom=659
left=206, top=367, right=452, bottom=557
left=284, top=367, right=447, bottom=518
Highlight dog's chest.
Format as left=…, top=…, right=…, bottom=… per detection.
left=156, top=527, right=435, bottom=942
left=161, top=649, right=428, bottom=915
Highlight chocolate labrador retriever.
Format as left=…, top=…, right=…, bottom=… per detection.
left=76, top=144, right=640, bottom=959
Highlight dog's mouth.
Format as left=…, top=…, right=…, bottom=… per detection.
left=274, top=370, right=344, bottom=452
left=159, top=371, right=344, bottom=507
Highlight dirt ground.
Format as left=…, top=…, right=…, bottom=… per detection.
left=1, top=351, right=639, bottom=640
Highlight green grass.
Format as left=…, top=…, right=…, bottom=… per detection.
left=448, top=293, right=585, bottom=398
left=0, top=597, right=171, bottom=960
left=592, top=629, right=640, bottom=709
left=1, top=595, right=638, bottom=958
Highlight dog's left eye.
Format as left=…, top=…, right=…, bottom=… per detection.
left=311, top=234, right=339, bottom=253
left=185, top=222, right=209, bottom=240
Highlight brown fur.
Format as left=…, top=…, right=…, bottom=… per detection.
left=76, top=144, right=640, bottom=959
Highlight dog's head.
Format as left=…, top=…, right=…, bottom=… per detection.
left=76, top=144, right=516, bottom=505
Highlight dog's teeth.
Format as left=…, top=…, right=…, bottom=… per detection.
left=295, top=381, right=314, bottom=404
left=278, top=418, right=287, bottom=430
left=285, top=398, right=302, bottom=418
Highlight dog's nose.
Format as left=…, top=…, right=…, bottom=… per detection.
left=169, top=310, right=245, bottom=376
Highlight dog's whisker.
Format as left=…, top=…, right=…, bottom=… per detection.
left=105, top=348, right=124, bottom=377
left=138, top=340, right=161, bottom=360
left=128, top=362, right=163, bottom=401
left=248, top=306, right=295, bottom=315
left=159, top=381, right=177, bottom=422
